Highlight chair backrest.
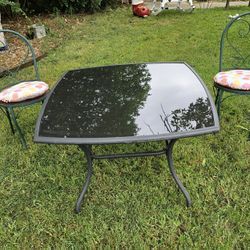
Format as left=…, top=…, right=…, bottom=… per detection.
left=219, top=12, right=250, bottom=72
left=0, top=29, right=40, bottom=90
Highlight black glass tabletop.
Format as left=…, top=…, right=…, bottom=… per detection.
left=34, top=62, right=219, bottom=144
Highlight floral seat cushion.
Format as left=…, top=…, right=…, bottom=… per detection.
left=0, top=81, right=49, bottom=103
left=214, top=70, right=250, bottom=91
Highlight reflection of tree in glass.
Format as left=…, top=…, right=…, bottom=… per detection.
left=160, top=97, right=214, bottom=133
left=41, top=64, right=151, bottom=138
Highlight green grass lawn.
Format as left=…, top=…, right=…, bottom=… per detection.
left=0, top=6, right=249, bottom=248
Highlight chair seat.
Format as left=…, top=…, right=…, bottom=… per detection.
left=214, top=70, right=250, bottom=91
left=0, top=80, right=49, bottom=103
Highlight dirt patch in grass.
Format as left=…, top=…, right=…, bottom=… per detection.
left=1, top=14, right=87, bottom=71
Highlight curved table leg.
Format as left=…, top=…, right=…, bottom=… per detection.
left=166, top=140, right=191, bottom=207
left=75, top=145, right=93, bottom=213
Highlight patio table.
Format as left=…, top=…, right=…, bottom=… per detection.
left=34, top=62, right=220, bottom=213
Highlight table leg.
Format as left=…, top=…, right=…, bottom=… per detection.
left=165, top=140, right=191, bottom=207
left=75, top=141, right=191, bottom=213
left=76, top=145, right=93, bottom=213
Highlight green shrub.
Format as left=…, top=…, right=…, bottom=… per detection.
left=0, top=0, right=25, bottom=17
left=19, top=0, right=120, bottom=14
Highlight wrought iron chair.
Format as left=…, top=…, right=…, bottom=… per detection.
left=0, top=29, right=49, bottom=149
left=214, top=12, right=250, bottom=117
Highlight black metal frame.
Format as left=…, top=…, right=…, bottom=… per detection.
left=34, top=62, right=219, bottom=145
left=75, top=139, right=191, bottom=213
left=34, top=62, right=220, bottom=213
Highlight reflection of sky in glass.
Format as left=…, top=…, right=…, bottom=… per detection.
left=38, top=63, right=215, bottom=139
left=135, top=64, right=211, bottom=135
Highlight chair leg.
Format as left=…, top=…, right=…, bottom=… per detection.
left=5, top=108, right=15, bottom=134
left=215, top=88, right=224, bottom=118
left=7, top=107, right=27, bottom=149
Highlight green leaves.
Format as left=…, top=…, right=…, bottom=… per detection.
left=0, top=0, right=21, bottom=12
left=7, top=0, right=119, bottom=14
left=0, top=0, right=26, bottom=17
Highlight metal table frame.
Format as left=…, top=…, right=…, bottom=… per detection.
left=76, top=139, right=191, bottom=213
left=34, top=62, right=220, bottom=213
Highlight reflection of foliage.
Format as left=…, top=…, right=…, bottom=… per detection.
left=161, top=97, right=214, bottom=132
left=41, top=64, right=152, bottom=138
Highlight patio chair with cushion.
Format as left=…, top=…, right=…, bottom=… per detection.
left=0, top=29, right=49, bottom=149
left=214, top=12, right=250, bottom=117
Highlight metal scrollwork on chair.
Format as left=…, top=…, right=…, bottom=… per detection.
left=0, top=29, right=49, bottom=149
left=214, top=12, right=250, bottom=118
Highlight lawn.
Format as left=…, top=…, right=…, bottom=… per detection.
left=0, top=5, right=249, bottom=248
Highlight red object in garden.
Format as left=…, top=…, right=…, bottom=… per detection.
left=132, top=0, right=151, bottom=17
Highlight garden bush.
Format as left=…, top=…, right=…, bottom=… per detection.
left=0, top=0, right=120, bottom=16
left=0, top=0, right=24, bottom=18
left=20, top=0, right=120, bottom=14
